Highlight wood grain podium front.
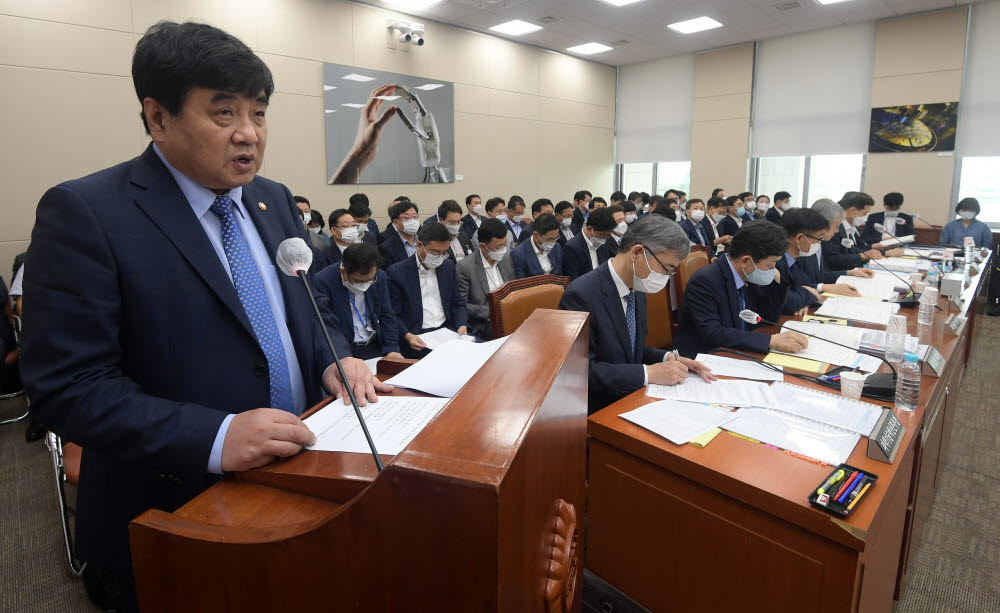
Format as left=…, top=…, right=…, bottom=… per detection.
left=586, top=264, right=990, bottom=613
left=129, top=309, right=589, bottom=613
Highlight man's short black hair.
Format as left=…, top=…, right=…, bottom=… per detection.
left=774, top=191, right=791, bottom=202
left=573, top=190, right=589, bottom=203
left=587, top=207, right=616, bottom=231
left=737, top=192, right=753, bottom=201
left=508, top=195, right=525, bottom=210
left=627, top=191, right=641, bottom=202
left=608, top=204, right=624, bottom=215
left=838, top=191, right=875, bottom=211
left=664, top=189, right=679, bottom=198
left=477, top=218, right=508, bottom=244
left=956, top=197, right=981, bottom=215
left=531, top=198, right=553, bottom=215
left=485, top=197, right=506, bottom=214
left=533, top=213, right=560, bottom=236
left=294, top=195, right=310, bottom=206
left=649, top=195, right=664, bottom=210
left=730, top=221, right=788, bottom=261
left=725, top=195, right=742, bottom=208
left=712, top=188, right=725, bottom=198
left=465, top=194, right=481, bottom=206
left=611, top=191, right=626, bottom=202
left=394, top=195, right=410, bottom=203
left=676, top=190, right=686, bottom=198
left=780, top=208, right=828, bottom=237
left=308, top=210, right=324, bottom=228
left=418, top=222, right=451, bottom=244
left=349, top=193, right=369, bottom=208
left=884, top=192, right=904, bottom=208
left=590, top=196, right=607, bottom=209
left=347, top=199, right=372, bottom=220
left=665, top=198, right=678, bottom=207
left=328, top=208, right=351, bottom=229
left=651, top=207, right=677, bottom=221
left=389, top=200, right=418, bottom=220
left=687, top=198, right=704, bottom=207
left=133, top=21, right=274, bottom=135
left=438, top=199, right=463, bottom=220
left=341, top=243, right=382, bottom=275
left=640, top=192, right=650, bottom=204
left=555, top=200, right=573, bottom=215
left=622, top=202, right=638, bottom=213
left=706, top=196, right=726, bottom=210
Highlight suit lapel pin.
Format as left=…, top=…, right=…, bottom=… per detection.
left=258, top=202, right=267, bottom=211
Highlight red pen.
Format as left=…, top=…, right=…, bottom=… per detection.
left=833, top=470, right=859, bottom=500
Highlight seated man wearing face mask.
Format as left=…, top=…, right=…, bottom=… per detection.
left=386, top=222, right=469, bottom=359
left=675, top=221, right=808, bottom=357
left=678, top=198, right=711, bottom=247
left=554, top=201, right=579, bottom=246
left=701, top=196, right=733, bottom=257
left=821, top=191, right=894, bottom=272
left=460, top=194, right=485, bottom=238
left=379, top=200, right=421, bottom=268
left=558, top=215, right=717, bottom=414
left=314, top=243, right=404, bottom=361
left=321, top=208, right=363, bottom=268
left=437, top=199, right=475, bottom=263
left=606, top=204, right=628, bottom=255
left=520, top=198, right=554, bottom=245
left=457, top=219, right=515, bottom=340
left=765, top=191, right=790, bottom=224
left=505, top=196, right=529, bottom=244
left=860, top=192, right=914, bottom=247
left=512, top=213, right=564, bottom=279
left=563, top=207, right=617, bottom=281
left=622, top=202, right=639, bottom=226
left=776, top=208, right=846, bottom=316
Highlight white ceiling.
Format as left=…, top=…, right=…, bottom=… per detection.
left=357, top=0, right=978, bottom=66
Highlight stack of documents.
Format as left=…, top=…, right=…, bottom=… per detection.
left=417, top=328, right=477, bottom=349
left=305, top=396, right=451, bottom=455
left=907, top=247, right=944, bottom=260
left=778, top=321, right=866, bottom=368
left=648, top=377, right=779, bottom=409
left=815, top=296, right=901, bottom=326
left=868, top=269, right=912, bottom=292
left=879, top=234, right=916, bottom=247
left=834, top=275, right=899, bottom=301
left=878, top=257, right=931, bottom=273
left=386, top=336, right=507, bottom=397
left=620, top=400, right=736, bottom=445
left=858, top=329, right=929, bottom=359
left=693, top=354, right=784, bottom=382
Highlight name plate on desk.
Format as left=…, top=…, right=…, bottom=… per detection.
left=922, top=346, right=946, bottom=378
left=971, top=262, right=981, bottom=275
left=868, top=408, right=905, bottom=464
left=944, top=314, right=967, bottom=336
left=951, top=292, right=965, bottom=312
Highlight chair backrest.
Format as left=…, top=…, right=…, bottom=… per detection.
left=488, top=275, right=570, bottom=338
left=675, top=250, right=710, bottom=307
left=644, top=284, right=673, bottom=349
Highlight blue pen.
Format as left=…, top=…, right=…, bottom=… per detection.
left=837, top=472, right=865, bottom=504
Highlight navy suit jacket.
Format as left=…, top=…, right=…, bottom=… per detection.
left=386, top=255, right=468, bottom=336
left=859, top=211, right=915, bottom=246
left=798, top=250, right=843, bottom=285
left=679, top=218, right=710, bottom=246
left=556, top=224, right=580, bottom=247
left=317, top=234, right=377, bottom=271
left=571, top=207, right=586, bottom=234
left=517, top=221, right=536, bottom=245
left=777, top=255, right=817, bottom=315
left=562, top=233, right=613, bottom=281
left=313, top=267, right=400, bottom=355
left=460, top=213, right=485, bottom=239
left=742, top=211, right=763, bottom=223
left=558, top=263, right=666, bottom=414
left=378, top=231, right=416, bottom=268
left=674, top=257, right=788, bottom=357
left=717, top=215, right=742, bottom=239
left=764, top=207, right=782, bottom=224
left=511, top=239, right=564, bottom=278
left=20, top=144, right=349, bottom=576
left=822, top=224, right=866, bottom=271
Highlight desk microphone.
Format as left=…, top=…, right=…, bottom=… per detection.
left=910, top=213, right=942, bottom=229
left=738, top=309, right=897, bottom=400
left=277, top=238, right=384, bottom=472
left=841, top=238, right=919, bottom=308
left=873, top=222, right=929, bottom=260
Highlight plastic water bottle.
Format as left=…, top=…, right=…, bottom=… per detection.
left=885, top=314, right=907, bottom=364
left=894, top=353, right=921, bottom=412
left=925, top=266, right=939, bottom=289
left=918, top=286, right=938, bottom=326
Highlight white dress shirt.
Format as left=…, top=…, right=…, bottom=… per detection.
left=482, top=254, right=504, bottom=292
left=729, top=214, right=743, bottom=229
left=588, top=238, right=600, bottom=269
left=418, top=263, right=446, bottom=329
left=399, top=231, right=418, bottom=258
left=450, top=236, right=466, bottom=262
left=884, top=215, right=897, bottom=236
left=561, top=226, right=575, bottom=241
left=342, top=276, right=374, bottom=343
left=532, top=239, right=553, bottom=273
left=605, top=263, right=671, bottom=387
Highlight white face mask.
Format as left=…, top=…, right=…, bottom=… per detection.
left=745, top=202, right=757, bottom=211
left=401, top=218, right=420, bottom=235
left=494, top=213, right=508, bottom=222
left=343, top=274, right=375, bottom=295
left=540, top=239, right=557, bottom=253
left=852, top=214, right=868, bottom=228
left=512, top=214, right=524, bottom=223
left=633, top=249, right=671, bottom=294
left=485, top=244, right=508, bottom=261
left=301, top=213, right=311, bottom=228
left=958, top=211, right=975, bottom=220
left=308, top=226, right=321, bottom=234
left=614, top=221, right=627, bottom=237
left=711, top=212, right=725, bottom=224
left=757, top=201, right=770, bottom=210
left=472, top=204, right=483, bottom=216
left=337, top=226, right=360, bottom=243
left=445, top=223, right=461, bottom=236
left=356, top=223, right=368, bottom=235
left=625, top=213, right=637, bottom=224
left=588, top=233, right=607, bottom=249
left=560, top=217, right=573, bottom=228
left=420, top=251, right=447, bottom=269
left=799, top=235, right=821, bottom=257
left=689, top=209, right=705, bottom=223
left=885, top=210, right=899, bottom=218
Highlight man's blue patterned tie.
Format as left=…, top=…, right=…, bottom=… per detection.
left=209, top=195, right=294, bottom=413
left=625, top=291, right=637, bottom=359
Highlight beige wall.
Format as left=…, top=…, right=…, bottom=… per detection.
left=0, top=0, right=616, bottom=278
left=689, top=44, right=754, bottom=200
left=864, top=7, right=968, bottom=225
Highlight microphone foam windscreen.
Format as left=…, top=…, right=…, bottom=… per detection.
left=276, top=237, right=313, bottom=276
left=841, top=238, right=854, bottom=248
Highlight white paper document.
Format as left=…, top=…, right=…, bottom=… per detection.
left=647, top=377, right=779, bottom=409
left=859, top=330, right=928, bottom=358
left=879, top=257, right=931, bottom=273
left=907, top=247, right=944, bottom=260
left=768, top=381, right=883, bottom=436
left=620, top=400, right=737, bottom=445
left=385, top=336, right=508, bottom=397
left=722, top=408, right=860, bottom=466
left=777, top=320, right=865, bottom=367
left=694, top=353, right=784, bottom=382
left=304, top=396, right=451, bottom=455
left=868, top=270, right=912, bottom=292
left=417, top=327, right=477, bottom=349
left=815, top=296, right=900, bottom=326
left=364, top=357, right=381, bottom=376
left=834, top=275, right=899, bottom=301
left=879, top=234, right=916, bottom=247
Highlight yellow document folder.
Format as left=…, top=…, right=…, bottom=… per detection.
left=763, top=352, right=828, bottom=374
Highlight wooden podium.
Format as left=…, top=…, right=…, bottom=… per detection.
left=129, top=310, right=589, bottom=612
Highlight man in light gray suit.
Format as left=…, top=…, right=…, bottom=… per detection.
left=457, top=218, right=515, bottom=340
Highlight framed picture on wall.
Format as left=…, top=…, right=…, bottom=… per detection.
left=868, top=102, right=959, bottom=153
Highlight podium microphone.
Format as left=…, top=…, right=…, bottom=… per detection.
left=277, top=238, right=384, bottom=472
left=842, top=237, right=919, bottom=308
left=738, top=309, right=897, bottom=400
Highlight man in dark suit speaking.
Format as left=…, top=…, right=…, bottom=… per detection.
left=20, top=22, right=390, bottom=611
left=558, top=216, right=716, bottom=414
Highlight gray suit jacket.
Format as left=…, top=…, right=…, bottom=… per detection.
left=456, top=249, right=515, bottom=340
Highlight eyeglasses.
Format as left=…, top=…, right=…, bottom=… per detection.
left=644, top=247, right=676, bottom=276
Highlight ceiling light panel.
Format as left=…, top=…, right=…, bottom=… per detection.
left=489, top=20, right=543, bottom=36
left=667, top=16, right=723, bottom=34
left=566, top=42, right=614, bottom=55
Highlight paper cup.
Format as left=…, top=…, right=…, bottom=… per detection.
left=887, top=314, right=908, bottom=335
left=840, top=372, right=867, bottom=400
left=914, top=281, right=927, bottom=293
left=909, top=272, right=923, bottom=286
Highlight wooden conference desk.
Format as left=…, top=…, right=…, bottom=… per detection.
left=129, top=310, right=589, bottom=613
left=586, top=256, right=992, bottom=613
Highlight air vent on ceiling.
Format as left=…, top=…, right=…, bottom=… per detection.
left=537, top=16, right=561, bottom=24
left=773, top=1, right=802, bottom=11
left=610, top=39, right=630, bottom=46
